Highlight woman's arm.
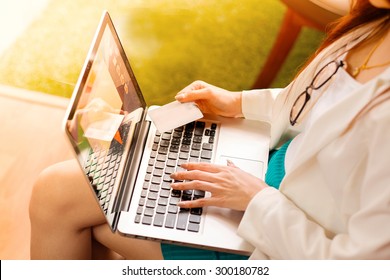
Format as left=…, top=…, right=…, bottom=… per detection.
left=175, top=80, right=284, bottom=121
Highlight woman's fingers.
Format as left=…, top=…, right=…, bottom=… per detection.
left=177, top=197, right=219, bottom=209
left=181, top=162, right=222, bottom=172
left=171, top=179, right=214, bottom=192
left=170, top=163, right=225, bottom=184
left=170, top=161, right=267, bottom=211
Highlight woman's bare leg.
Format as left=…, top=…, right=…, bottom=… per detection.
left=29, top=159, right=163, bottom=260
left=93, top=224, right=163, bottom=259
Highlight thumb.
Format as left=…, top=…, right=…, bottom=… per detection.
left=226, top=159, right=238, bottom=168
left=175, top=88, right=211, bottom=103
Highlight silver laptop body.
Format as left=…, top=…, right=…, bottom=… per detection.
left=63, top=11, right=270, bottom=255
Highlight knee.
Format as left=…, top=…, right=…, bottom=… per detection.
left=29, top=160, right=77, bottom=224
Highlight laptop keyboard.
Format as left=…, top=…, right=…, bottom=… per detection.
left=84, top=122, right=131, bottom=214
left=134, top=120, right=218, bottom=233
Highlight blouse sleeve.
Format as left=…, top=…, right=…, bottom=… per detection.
left=241, top=88, right=282, bottom=122
left=241, top=84, right=301, bottom=149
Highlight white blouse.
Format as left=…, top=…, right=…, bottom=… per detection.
left=285, top=58, right=362, bottom=173
left=238, top=20, right=390, bottom=259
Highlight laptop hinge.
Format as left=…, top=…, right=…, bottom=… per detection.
left=111, top=119, right=151, bottom=230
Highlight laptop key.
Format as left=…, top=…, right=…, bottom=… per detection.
left=194, top=190, right=205, bottom=197
left=189, top=214, right=201, bottom=224
left=151, top=176, right=161, bottom=185
left=168, top=205, right=179, bottom=214
left=169, top=197, right=180, bottom=205
left=161, top=182, right=171, bottom=190
left=171, top=189, right=181, bottom=197
left=169, top=145, right=179, bottom=153
left=142, top=182, right=149, bottom=189
left=180, top=145, right=190, bottom=152
left=179, top=152, right=189, bottom=159
left=189, top=157, right=199, bottom=163
left=190, top=150, right=200, bottom=158
left=153, top=214, right=165, bottom=227
left=165, top=213, right=176, bottom=229
left=155, top=161, right=165, bottom=169
left=202, top=143, right=213, bottom=151
left=176, top=210, right=190, bottom=230
left=190, top=208, right=203, bottom=215
left=144, top=208, right=154, bottom=217
left=164, top=167, right=175, bottom=175
left=168, top=152, right=178, bottom=160
left=149, top=184, right=160, bottom=192
left=142, top=216, right=153, bottom=225
left=156, top=205, right=166, bottom=214
left=166, top=159, right=176, bottom=167
left=161, top=132, right=170, bottom=139
left=160, top=140, right=170, bottom=147
left=153, top=169, right=164, bottom=177
left=156, top=154, right=166, bottom=162
left=176, top=209, right=189, bottom=230
left=188, top=223, right=200, bottom=233
left=160, top=189, right=170, bottom=198
left=148, top=192, right=158, bottom=200
left=201, top=150, right=212, bottom=160
left=158, top=147, right=168, bottom=155
left=146, top=199, right=156, bottom=208
left=158, top=197, right=168, bottom=206
left=163, top=174, right=172, bottom=182
left=138, top=198, right=146, bottom=206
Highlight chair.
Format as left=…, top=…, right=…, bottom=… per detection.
left=252, top=0, right=350, bottom=89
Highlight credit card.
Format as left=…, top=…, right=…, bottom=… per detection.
left=148, top=101, right=203, bottom=133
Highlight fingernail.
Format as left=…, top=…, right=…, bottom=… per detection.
left=227, top=159, right=237, bottom=167
left=175, top=93, right=185, bottom=101
left=177, top=202, right=185, bottom=207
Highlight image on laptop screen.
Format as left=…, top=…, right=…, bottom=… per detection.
left=65, top=16, right=147, bottom=223
left=67, top=22, right=144, bottom=157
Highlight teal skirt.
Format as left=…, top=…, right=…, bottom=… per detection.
left=161, top=140, right=292, bottom=260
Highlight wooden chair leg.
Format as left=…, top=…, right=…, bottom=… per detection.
left=252, top=8, right=303, bottom=89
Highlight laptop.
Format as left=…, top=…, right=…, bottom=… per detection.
left=63, top=11, right=270, bottom=255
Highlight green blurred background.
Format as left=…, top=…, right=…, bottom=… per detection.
left=0, top=0, right=324, bottom=105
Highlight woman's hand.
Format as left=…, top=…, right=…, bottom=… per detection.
left=175, top=80, right=243, bottom=118
left=170, top=162, right=269, bottom=211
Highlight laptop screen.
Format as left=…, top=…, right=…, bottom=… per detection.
left=63, top=12, right=148, bottom=227
left=65, top=12, right=145, bottom=166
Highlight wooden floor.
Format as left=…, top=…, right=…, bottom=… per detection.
left=0, top=85, right=73, bottom=259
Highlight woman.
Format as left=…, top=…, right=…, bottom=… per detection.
left=29, top=0, right=390, bottom=259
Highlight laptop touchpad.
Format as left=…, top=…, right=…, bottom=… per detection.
left=218, top=155, right=264, bottom=179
